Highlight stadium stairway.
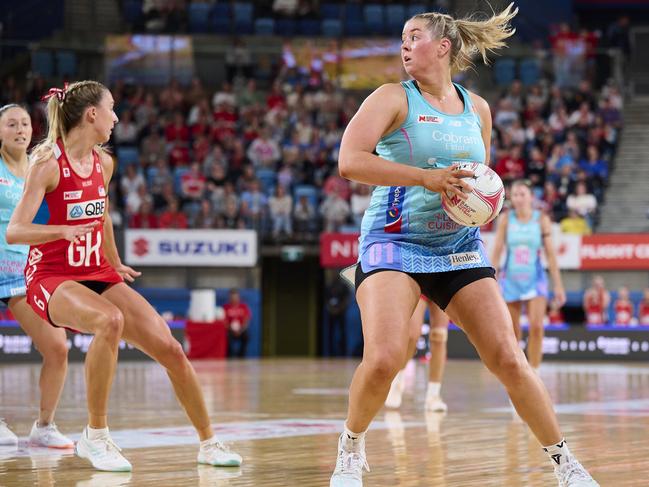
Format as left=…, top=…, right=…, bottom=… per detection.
left=598, top=98, right=649, bottom=233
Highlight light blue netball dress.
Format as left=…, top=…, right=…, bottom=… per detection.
left=351, top=80, right=495, bottom=308
left=0, top=157, right=29, bottom=301
left=499, top=210, right=548, bottom=302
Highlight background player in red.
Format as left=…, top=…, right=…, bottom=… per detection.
left=638, top=288, right=649, bottom=326
left=613, top=286, right=633, bottom=326
left=224, top=287, right=251, bottom=357
left=7, top=81, right=242, bottom=472
left=0, top=104, right=73, bottom=448
left=583, top=275, right=610, bottom=325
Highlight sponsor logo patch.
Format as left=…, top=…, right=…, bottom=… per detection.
left=62, top=167, right=70, bottom=178
left=0, top=178, right=12, bottom=186
left=384, top=186, right=406, bottom=233
left=67, top=198, right=105, bottom=221
left=98, top=186, right=106, bottom=197
left=418, top=115, right=443, bottom=124
left=449, top=251, right=481, bottom=266
left=63, top=190, right=83, bottom=200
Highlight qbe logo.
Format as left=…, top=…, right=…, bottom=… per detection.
left=67, top=198, right=105, bottom=221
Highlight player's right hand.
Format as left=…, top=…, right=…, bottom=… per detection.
left=421, top=164, right=475, bottom=200
left=61, top=221, right=100, bottom=243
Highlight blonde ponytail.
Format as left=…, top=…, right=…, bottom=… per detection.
left=412, top=2, right=518, bottom=74
left=30, top=80, right=108, bottom=165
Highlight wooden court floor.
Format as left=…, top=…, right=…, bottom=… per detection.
left=0, top=358, right=648, bottom=486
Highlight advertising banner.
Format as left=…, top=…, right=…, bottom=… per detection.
left=125, top=230, right=258, bottom=267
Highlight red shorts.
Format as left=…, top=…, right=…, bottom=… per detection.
left=26, top=271, right=123, bottom=327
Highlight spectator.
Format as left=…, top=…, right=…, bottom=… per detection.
left=494, top=145, right=525, bottom=183
left=165, top=111, right=190, bottom=143
left=323, top=168, right=351, bottom=201
left=326, top=276, right=350, bottom=356
left=224, top=289, right=252, bottom=358
left=237, top=79, right=263, bottom=111
left=606, top=16, right=631, bottom=60
left=180, top=162, right=207, bottom=204
left=350, top=183, right=372, bottom=228
left=140, top=129, right=167, bottom=166
left=247, top=126, right=281, bottom=168
left=120, top=164, right=146, bottom=214
left=294, top=195, right=316, bottom=240
left=560, top=209, right=591, bottom=235
left=240, top=180, right=268, bottom=231
left=147, top=158, right=173, bottom=195
left=320, top=192, right=350, bottom=232
left=613, top=287, right=633, bottom=326
left=583, top=275, right=611, bottom=325
left=268, top=185, right=293, bottom=240
left=212, top=81, right=236, bottom=108
left=222, top=198, right=244, bottom=229
left=494, top=99, right=518, bottom=129
left=192, top=199, right=220, bottom=229
left=113, top=109, right=138, bottom=146
left=129, top=199, right=159, bottom=229
left=159, top=198, right=189, bottom=229
left=566, top=181, right=597, bottom=224
left=547, top=300, right=565, bottom=325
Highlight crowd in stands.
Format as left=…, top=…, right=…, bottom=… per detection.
left=581, top=276, right=649, bottom=327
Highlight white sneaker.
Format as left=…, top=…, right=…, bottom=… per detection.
left=554, top=456, right=599, bottom=487
left=384, top=370, right=405, bottom=409
left=425, top=392, right=448, bottom=413
left=330, top=433, right=370, bottom=487
left=197, top=437, right=242, bottom=467
left=29, top=421, right=74, bottom=449
left=75, top=427, right=132, bottom=472
left=0, top=418, right=17, bottom=446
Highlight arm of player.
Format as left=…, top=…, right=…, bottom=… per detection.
left=541, top=213, right=566, bottom=306
left=469, top=92, right=493, bottom=165
left=99, top=152, right=141, bottom=282
left=489, top=212, right=508, bottom=276
left=7, top=157, right=98, bottom=245
left=338, top=83, right=473, bottom=199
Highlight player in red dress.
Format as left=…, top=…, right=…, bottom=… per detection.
left=7, top=81, right=242, bottom=472
left=638, top=288, right=649, bottom=326
left=582, top=275, right=610, bottom=325
left=613, top=287, right=633, bottom=326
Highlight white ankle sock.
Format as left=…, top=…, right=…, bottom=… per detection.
left=343, top=424, right=366, bottom=451
left=87, top=426, right=109, bottom=441
left=543, top=438, right=571, bottom=466
left=200, top=437, right=216, bottom=448
left=427, top=382, right=441, bottom=397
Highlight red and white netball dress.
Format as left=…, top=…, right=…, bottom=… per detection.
left=639, top=300, right=649, bottom=325
left=584, top=291, right=606, bottom=325
left=25, top=140, right=122, bottom=324
left=613, top=299, right=633, bottom=326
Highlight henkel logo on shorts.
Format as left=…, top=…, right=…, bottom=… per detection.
left=67, top=198, right=105, bottom=221
left=449, top=251, right=482, bottom=266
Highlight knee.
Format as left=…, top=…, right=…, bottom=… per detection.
left=483, top=347, right=528, bottom=383
left=96, top=309, right=124, bottom=342
left=41, top=340, right=68, bottom=365
left=363, top=350, right=404, bottom=385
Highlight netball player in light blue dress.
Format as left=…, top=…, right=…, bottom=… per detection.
left=491, top=180, right=566, bottom=371
left=329, top=5, right=597, bottom=487
left=0, top=104, right=73, bottom=448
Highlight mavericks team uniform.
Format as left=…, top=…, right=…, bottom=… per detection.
left=25, top=140, right=122, bottom=324
left=499, top=210, right=548, bottom=303
left=0, top=157, right=28, bottom=301
left=354, top=80, right=494, bottom=309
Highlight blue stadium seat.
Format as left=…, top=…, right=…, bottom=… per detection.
left=321, top=3, right=342, bottom=20
left=294, top=185, right=319, bottom=209
left=298, top=19, right=321, bottom=36
left=322, top=19, right=343, bottom=37
left=256, top=168, right=277, bottom=193
left=364, top=4, right=385, bottom=35
left=116, top=147, right=140, bottom=167
left=31, top=51, right=54, bottom=78
left=173, top=167, right=189, bottom=193
left=56, top=51, right=77, bottom=77
left=211, top=3, right=232, bottom=34
left=494, top=58, right=516, bottom=86
left=188, top=3, right=211, bottom=33
left=122, top=0, right=143, bottom=24
left=408, top=3, right=428, bottom=17
left=233, top=2, right=254, bottom=34
left=254, top=18, right=275, bottom=36
left=275, top=18, right=296, bottom=36
left=519, top=58, right=541, bottom=86
left=386, top=4, right=406, bottom=35
left=344, top=3, right=365, bottom=36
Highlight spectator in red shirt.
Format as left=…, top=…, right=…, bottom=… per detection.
left=266, top=81, right=286, bottom=110
left=165, top=111, right=190, bottom=143
left=129, top=200, right=159, bottom=229
left=180, top=162, right=207, bottom=203
left=495, top=145, right=525, bottom=183
left=224, top=289, right=252, bottom=358
left=158, top=198, right=189, bottom=229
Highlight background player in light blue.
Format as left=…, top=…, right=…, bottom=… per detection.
left=0, top=104, right=73, bottom=448
left=491, top=179, right=566, bottom=371
left=329, top=5, right=597, bottom=487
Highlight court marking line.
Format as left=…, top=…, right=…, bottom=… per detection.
left=484, top=398, right=649, bottom=416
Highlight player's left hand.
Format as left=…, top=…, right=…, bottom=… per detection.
left=115, top=263, right=142, bottom=282
left=553, top=287, right=566, bottom=307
